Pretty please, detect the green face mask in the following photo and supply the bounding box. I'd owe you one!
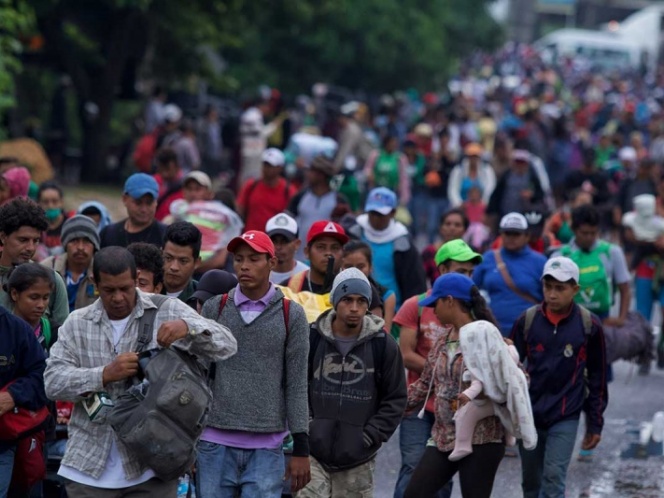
[45,208,62,222]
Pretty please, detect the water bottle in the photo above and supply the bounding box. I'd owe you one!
[177,474,195,498]
[652,411,664,443]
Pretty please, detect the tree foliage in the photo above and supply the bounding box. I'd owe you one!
[222,0,503,94]
[0,0,34,136]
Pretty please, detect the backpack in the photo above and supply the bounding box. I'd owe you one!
[523,304,593,341]
[107,295,212,481]
[560,242,612,316]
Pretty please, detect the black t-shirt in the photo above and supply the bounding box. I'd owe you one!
[100,220,167,248]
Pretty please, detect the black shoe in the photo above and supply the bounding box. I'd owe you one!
[658,345,664,370]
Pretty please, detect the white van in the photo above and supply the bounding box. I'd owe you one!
[534,28,641,70]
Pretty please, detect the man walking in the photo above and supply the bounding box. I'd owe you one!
[298,268,406,497]
[511,257,608,498]
[42,215,100,312]
[44,246,237,496]
[100,173,167,248]
[162,221,201,303]
[0,197,69,325]
[266,212,309,284]
[199,230,311,497]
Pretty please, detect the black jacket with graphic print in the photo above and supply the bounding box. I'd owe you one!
[308,309,406,472]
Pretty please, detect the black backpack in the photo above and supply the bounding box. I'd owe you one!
[107,295,212,481]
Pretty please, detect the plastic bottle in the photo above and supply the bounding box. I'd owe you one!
[651,411,664,443]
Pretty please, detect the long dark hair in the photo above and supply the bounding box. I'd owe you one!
[458,285,498,327]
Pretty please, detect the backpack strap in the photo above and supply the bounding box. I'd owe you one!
[416,292,428,336]
[217,293,230,320]
[578,305,593,336]
[523,305,540,343]
[494,250,539,304]
[371,331,389,390]
[136,294,169,353]
[282,298,291,339]
[308,325,322,383]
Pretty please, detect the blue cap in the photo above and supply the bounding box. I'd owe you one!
[124,173,159,200]
[419,273,475,307]
[365,187,397,215]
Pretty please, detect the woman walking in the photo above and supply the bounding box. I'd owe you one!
[404,273,531,498]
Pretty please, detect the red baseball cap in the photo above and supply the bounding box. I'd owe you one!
[306,220,349,245]
[227,230,276,257]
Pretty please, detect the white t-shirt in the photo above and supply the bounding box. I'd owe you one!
[167,290,183,298]
[270,260,310,284]
[58,315,155,488]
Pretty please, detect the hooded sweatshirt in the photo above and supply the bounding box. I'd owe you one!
[77,201,113,234]
[351,214,427,307]
[308,309,407,472]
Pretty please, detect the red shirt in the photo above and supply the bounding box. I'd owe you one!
[237,178,297,232]
[154,173,184,221]
[394,291,452,413]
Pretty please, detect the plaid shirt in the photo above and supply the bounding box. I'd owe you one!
[406,330,504,452]
[44,290,237,480]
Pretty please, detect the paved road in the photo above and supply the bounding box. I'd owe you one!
[375,360,664,498]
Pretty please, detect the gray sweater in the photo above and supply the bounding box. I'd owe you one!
[201,288,309,435]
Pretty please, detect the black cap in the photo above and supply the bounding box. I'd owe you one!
[189,270,239,304]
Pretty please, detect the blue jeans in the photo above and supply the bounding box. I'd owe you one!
[635,277,664,321]
[195,441,285,498]
[409,187,429,240]
[426,197,450,245]
[519,418,580,498]
[393,412,452,498]
[0,444,16,497]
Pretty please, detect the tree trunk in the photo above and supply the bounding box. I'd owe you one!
[79,106,111,183]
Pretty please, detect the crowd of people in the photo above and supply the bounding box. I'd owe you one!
[1,42,663,498]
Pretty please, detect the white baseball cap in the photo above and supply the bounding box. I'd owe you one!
[184,171,212,189]
[262,148,286,167]
[265,213,298,241]
[618,146,637,162]
[163,104,182,123]
[499,212,529,232]
[542,256,579,284]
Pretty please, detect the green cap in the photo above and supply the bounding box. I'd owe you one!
[434,239,483,266]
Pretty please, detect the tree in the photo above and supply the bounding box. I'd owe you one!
[222,0,503,94]
[0,0,34,139]
[31,0,246,181]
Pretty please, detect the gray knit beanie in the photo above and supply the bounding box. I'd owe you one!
[330,268,372,308]
[61,215,101,251]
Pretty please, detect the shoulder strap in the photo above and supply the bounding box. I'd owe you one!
[523,305,540,343]
[282,298,290,339]
[493,250,539,304]
[217,293,229,320]
[371,332,389,390]
[308,326,322,383]
[41,317,52,348]
[136,294,169,353]
[243,179,260,219]
[579,305,593,336]
[416,292,428,335]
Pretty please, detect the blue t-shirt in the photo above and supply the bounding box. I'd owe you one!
[65,270,86,313]
[472,247,547,335]
[367,240,401,307]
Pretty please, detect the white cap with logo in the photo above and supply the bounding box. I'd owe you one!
[499,212,529,232]
[265,212,298,241]
[542,256,579,283]
[262,148,286,167]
